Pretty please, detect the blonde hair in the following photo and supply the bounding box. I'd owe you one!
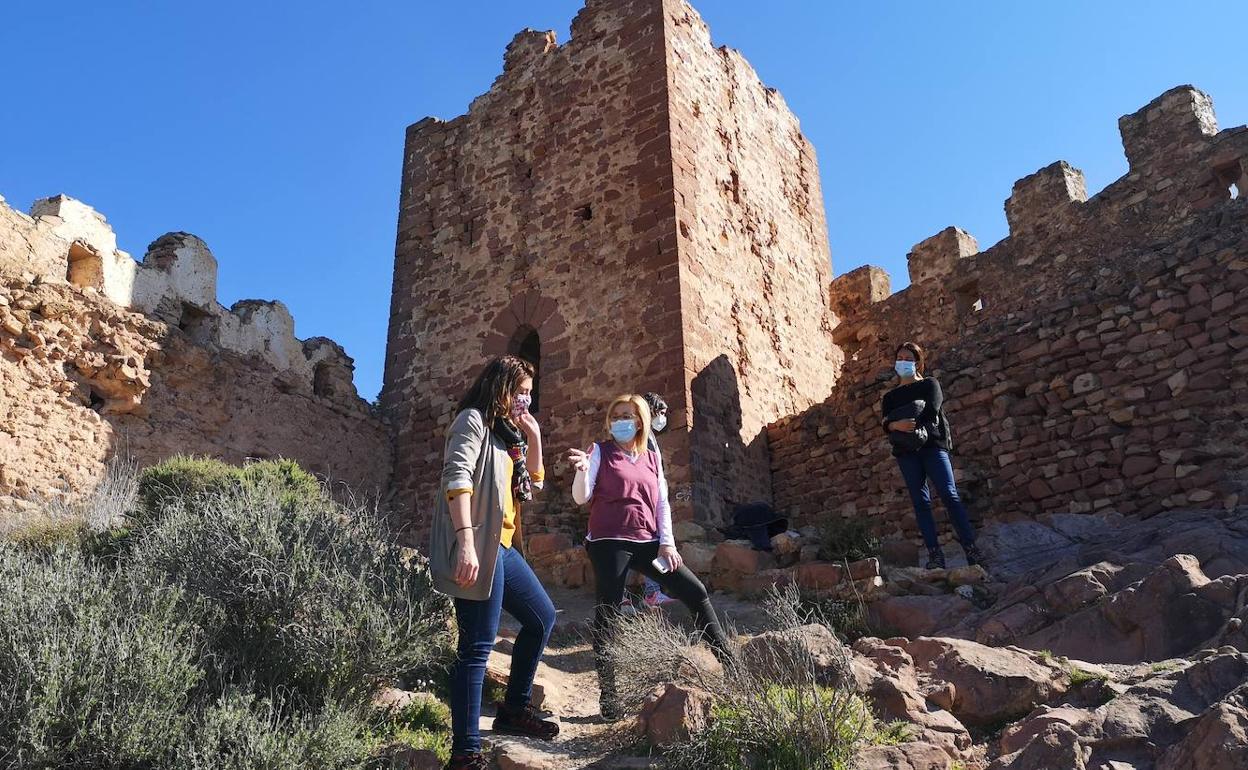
[604,394,652,453]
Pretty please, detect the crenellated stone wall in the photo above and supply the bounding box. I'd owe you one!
[768,85,1248,548]
[0,193,391,507]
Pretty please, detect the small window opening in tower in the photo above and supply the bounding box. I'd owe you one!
[313,361,335,398]
[177,303,215,345]
[66,241,103,290]
[954,281,984,316]
[1212,162,1242,201]
[509,326,541,413]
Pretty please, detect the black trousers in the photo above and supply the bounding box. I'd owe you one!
[585,539,730,702]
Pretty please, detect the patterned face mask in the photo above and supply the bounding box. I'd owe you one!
[512,393,532,418]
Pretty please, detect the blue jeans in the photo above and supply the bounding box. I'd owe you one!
[896,447,976,551]
[450,545,556,755]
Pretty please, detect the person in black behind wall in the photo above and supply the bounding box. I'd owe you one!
[882,341,985,570]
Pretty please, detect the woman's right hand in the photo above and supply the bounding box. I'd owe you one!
[454,533,480,587]
[890,419,917,433]
[565,446,591,472]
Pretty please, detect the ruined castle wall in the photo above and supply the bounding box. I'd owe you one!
[768,86,1248,544]
[0,195,390,507]
[0,196,70,282]
[382,0,689,539]
[664,0,841,530]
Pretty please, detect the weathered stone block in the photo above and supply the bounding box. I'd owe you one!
[906,226,978,286]
[1005,161,1087,236]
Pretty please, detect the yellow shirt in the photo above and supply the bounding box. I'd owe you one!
[448,463,544,550]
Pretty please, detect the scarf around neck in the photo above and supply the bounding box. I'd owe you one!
[492,416,533,503]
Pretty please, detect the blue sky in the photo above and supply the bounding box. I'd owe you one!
[2,2,1245,401]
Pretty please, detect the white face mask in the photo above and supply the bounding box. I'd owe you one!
[653,414,668,433]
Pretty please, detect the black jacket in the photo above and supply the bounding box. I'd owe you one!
[881,377,953,456]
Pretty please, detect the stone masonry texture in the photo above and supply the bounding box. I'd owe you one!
[770,85,1248,547]
[4,0,1246,569]
[382,0,839,543]
[0,194,390,508]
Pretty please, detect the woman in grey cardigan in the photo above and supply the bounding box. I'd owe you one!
[429,356,558,770]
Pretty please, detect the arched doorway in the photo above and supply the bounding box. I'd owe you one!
[509,326,541,413]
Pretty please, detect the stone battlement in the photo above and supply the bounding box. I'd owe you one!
[0,193,359,400]
[829,86,1246,323]
[772,84,1248,544]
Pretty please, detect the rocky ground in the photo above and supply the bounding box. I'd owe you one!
[396,507,1248,769]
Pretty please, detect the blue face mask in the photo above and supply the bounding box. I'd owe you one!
[610,419,638,443]
[895,360,917,379]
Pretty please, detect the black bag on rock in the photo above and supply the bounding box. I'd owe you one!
[720,502,788,551]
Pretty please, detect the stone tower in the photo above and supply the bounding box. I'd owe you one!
[382,0,842,541]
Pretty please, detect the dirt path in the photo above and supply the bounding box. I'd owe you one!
[480,588,772,769]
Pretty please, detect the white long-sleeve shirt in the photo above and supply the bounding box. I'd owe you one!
[572,442,674,547]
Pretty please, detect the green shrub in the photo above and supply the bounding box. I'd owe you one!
[666,685,870,770]
[130,475,452,711]
[177,690,370,770]
[237,459,325,511]
[0,544,201,768]
[365,696,452,765]
[136,456,240,523]
[797,594,871,642]
[817,517,881,563]
[381,697,451,735]
[607,585,875,770]
[0,457,453,768]
[134,456,326,532]
[4,514,88,554]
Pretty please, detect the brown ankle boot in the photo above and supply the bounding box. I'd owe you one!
[493,701,559,739]
[444,752,489,770]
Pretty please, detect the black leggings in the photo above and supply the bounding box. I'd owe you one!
[585,539,731,696]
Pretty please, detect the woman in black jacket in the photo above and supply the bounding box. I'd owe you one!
[882,341,984,569]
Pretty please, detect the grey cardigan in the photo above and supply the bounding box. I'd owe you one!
[429,408,514,601]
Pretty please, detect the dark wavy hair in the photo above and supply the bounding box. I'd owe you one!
[456,356,535,424]
[895,341,926,374]
[642,392,668,415]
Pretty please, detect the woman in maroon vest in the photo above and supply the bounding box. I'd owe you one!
[567,394,730,720]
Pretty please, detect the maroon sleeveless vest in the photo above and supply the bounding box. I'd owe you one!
[587,441,661,541]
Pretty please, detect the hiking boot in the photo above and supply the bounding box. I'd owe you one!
[445,753,489,770]
[925,547,947,570]
[963,543,986,568]
[493,701,559,740]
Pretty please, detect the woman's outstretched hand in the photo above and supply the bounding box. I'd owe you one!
[565,446,592,472]
[659,544,683,572]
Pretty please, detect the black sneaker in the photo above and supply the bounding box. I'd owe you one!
[964,543,986,568]
[925,547,947,570]
[445,753,489,770]
[493,701,559,739]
